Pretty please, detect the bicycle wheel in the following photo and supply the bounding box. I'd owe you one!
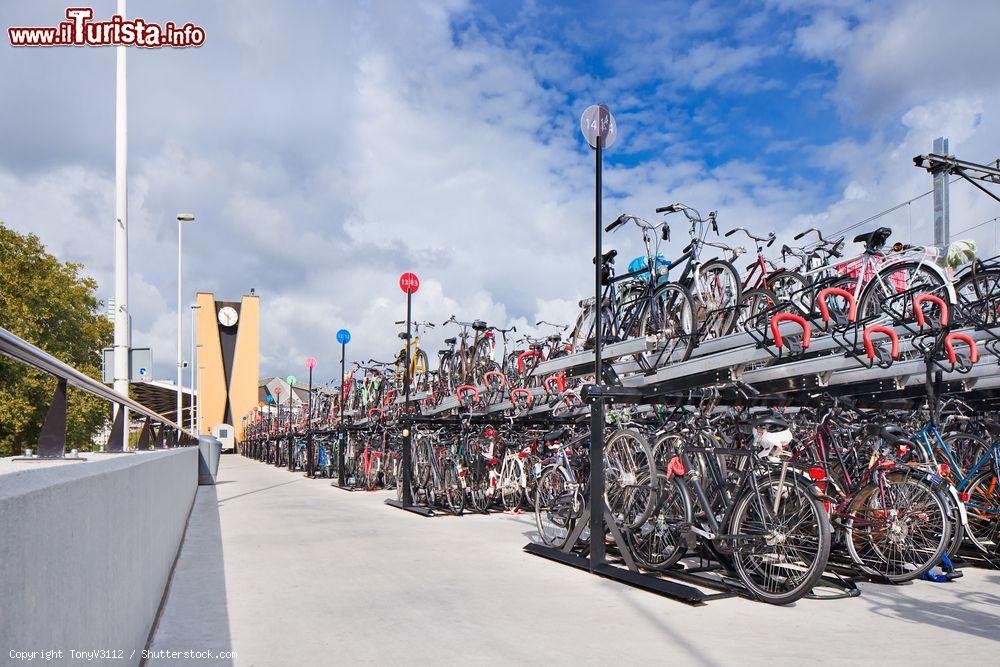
[642,283,696,363]
[729,471,831,605]
[623,474,692,571]
[844,471,949,582]
[857,260,949,322]
[366,458,381,491]
[604,428,656,529]
[414,349,429,391]
[499,463,524,511]
[956,267,1000,326]
[534,466,579,548]
[734,287,778,332]
[942,432,990,474]
[443,464,465,515]
[964,468,1000,553]
[697,259,742,337]
[765,270,809,305]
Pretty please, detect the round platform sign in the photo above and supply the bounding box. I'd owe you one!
[580,104,617,149]
[399,272,420,294]
[337,329,351,345]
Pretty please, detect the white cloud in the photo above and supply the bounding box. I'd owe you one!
[3,0,1000,391]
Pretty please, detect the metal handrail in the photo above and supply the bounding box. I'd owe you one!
[0,325,191,434]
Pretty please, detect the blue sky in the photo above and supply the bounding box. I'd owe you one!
[2,0,999,382]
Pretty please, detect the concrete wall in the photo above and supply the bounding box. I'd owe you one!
[0,449,198,664]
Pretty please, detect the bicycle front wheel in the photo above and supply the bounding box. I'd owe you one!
[697,259,742,338]
[642,283,696,363]
[844,472,949,582]
[534,466,578,548]
[857,260,949,322]
[729,471,831,605]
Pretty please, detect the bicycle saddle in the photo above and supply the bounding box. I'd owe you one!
[542,427,569,443]
[444,337,457,345]
[753,415,789,432]
[546,334,562,343]
[853,227,892,251]
[593,249,617,265]
[472,320,488,331]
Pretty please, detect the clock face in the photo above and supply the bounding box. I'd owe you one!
[218,306,239,327]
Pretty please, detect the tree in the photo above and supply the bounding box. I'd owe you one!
[0,224,113,456]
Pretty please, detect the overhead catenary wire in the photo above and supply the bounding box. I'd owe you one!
[828,176,962,238]
[952,214,1000,237]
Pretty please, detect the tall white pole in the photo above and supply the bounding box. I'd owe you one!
[113,0,130,447]
[177,219,183,424]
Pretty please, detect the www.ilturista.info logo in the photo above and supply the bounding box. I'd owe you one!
[8,8,205,48]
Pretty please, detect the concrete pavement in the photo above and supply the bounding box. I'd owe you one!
[148,455,1000,665]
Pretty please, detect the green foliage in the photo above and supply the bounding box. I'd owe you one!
[0,224,113,456]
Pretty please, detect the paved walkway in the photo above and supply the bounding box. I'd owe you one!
[149,456,1000,665]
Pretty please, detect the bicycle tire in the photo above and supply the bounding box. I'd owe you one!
[856,260,949,322]
[729,470,831,605]
[642,283,696,363]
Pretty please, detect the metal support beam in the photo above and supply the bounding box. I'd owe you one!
[933,137,950,247]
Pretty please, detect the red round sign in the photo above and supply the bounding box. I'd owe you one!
[399,272,420,294]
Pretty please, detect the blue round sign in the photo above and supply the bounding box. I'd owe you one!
[337,329,351,344]
[266,395,274,403]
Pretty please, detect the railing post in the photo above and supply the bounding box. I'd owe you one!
[137,417,152,450]
[37,379,68,458]
[105,405,125,453]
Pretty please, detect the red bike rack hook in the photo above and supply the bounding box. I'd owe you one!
[945,332,978,365]
[770,313,812,350]
[510,388,534,407]
[863,325,900,360]
[914,293,950,327]
[817,287,857,323]
[456,385,480,405]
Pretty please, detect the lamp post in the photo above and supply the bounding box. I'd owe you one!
[176,213,194,427]
[112,0,130,451]
[336,329,351,487]
[189,303,200,433]
[305,357,316,477]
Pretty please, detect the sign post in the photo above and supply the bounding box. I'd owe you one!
[580,104,616,572]
[398,272,420,506]
[305,357,316,477]
[336,328,351,488]
[286,375,297,471]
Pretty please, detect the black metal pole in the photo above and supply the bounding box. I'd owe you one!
[306,367,313,477]
[589,133,606,571]
[338,341,346,486]
[287,385,294,471]
[401,289,415,505]
[274,395,281,466]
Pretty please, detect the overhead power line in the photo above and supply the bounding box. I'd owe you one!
[828,176,962,238]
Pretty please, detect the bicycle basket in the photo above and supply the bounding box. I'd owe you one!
[836,255,907,291]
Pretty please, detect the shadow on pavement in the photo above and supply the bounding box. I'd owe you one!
[860,581,1000,642]
[147,484,234,665]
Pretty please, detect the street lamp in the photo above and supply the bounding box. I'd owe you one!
[189,303,200,433]
[176,213,195,428]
